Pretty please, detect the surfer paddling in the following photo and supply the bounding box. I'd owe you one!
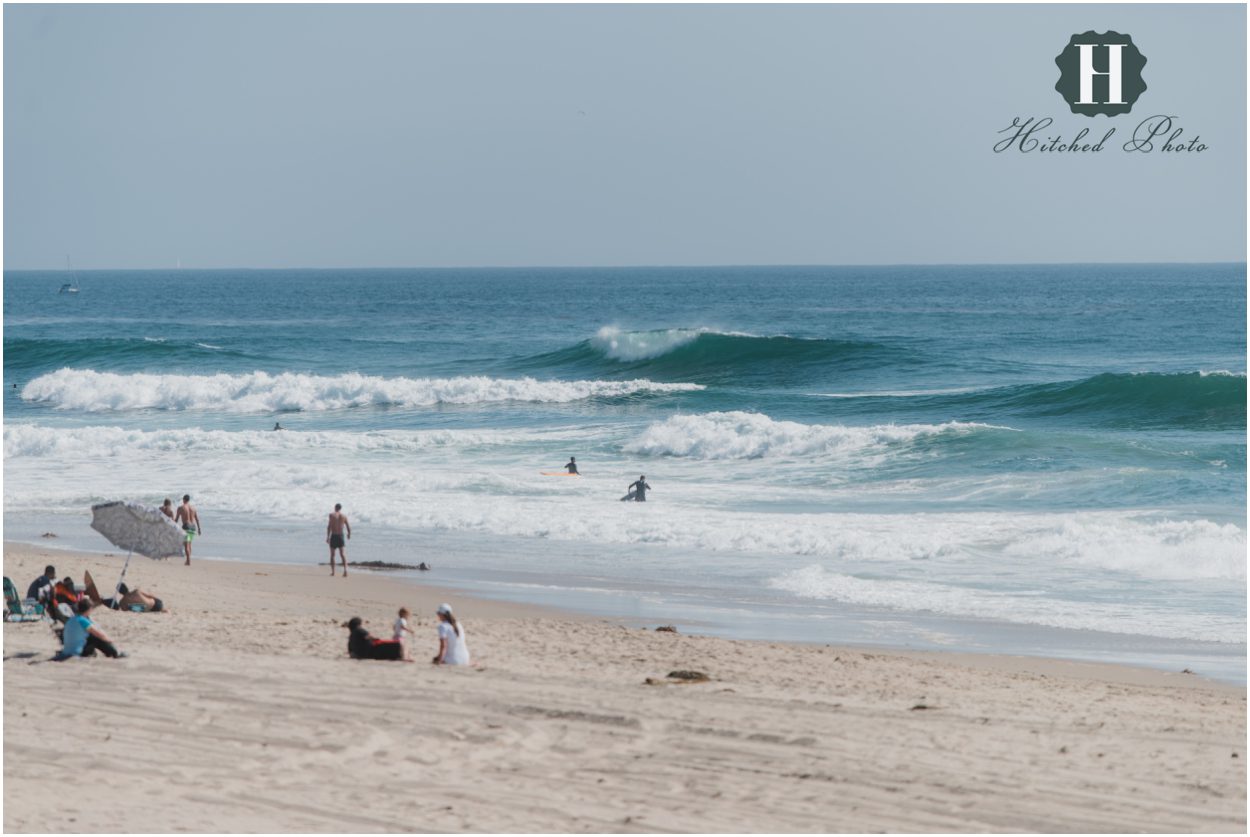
[327,503,352,577]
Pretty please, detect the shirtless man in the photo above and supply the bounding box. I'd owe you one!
[160,498,175,520]
[327,503,352,577]
[174,494,202,566]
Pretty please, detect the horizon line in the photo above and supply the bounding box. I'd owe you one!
[6,259,1247,273]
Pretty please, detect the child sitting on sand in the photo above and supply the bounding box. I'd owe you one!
[393,607,416,661]
[432,603,470,665]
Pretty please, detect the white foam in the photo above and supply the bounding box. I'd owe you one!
[2,423,588,459]
[624,411,1009,460]
[767,565,1244,643]
[20,369,703,413]
[5,421,1242,644]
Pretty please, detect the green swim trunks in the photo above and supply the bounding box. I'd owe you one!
[183,526,196,543]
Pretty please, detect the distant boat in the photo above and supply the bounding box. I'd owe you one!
[59,257,80,294]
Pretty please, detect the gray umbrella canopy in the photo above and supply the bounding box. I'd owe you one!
[90,501,184,559]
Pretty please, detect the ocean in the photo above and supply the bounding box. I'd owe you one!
[4,264,1246,680]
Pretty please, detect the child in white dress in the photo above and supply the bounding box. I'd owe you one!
[393,606,416,662]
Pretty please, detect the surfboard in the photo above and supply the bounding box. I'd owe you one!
[620,490,637,502]
[540,471,580,476]
[83,570,104,606]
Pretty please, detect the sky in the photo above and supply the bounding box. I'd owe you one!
[4,3,1246,269]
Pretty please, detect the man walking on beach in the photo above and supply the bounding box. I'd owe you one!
[327,503,351,577]
[175,495,201,566]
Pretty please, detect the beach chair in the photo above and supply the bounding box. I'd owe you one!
[4,577,46,622]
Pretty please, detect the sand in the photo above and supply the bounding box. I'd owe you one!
[3,542,1245,833]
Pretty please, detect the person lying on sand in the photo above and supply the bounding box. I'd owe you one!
[103,584,167,613]
[432,603,470,665]
[343,617,405,661]
[53,599,127,660]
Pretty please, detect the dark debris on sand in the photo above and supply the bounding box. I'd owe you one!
[318,560,431,571]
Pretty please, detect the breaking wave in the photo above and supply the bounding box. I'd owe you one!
[624,411,1010,460]
[513,327,906,382]
[19,369,703,413]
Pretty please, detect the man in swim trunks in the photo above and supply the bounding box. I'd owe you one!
[160,498,175,520]
[327,503,352,577]
[175,494,202,566]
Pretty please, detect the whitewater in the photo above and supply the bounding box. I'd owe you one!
[4,264,1245,679]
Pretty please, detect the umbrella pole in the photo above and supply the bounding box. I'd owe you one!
[112,549,133,609]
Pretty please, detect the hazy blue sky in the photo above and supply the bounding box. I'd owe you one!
[4,4,1245,269]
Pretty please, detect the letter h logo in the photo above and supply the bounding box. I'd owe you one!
[1055,32,1147,116]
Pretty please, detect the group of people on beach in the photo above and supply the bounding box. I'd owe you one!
[25,563,172,662]
[320,498,468,664]
[343,603,470,665]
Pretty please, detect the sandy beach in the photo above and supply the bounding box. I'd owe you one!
[2,542,1244,833]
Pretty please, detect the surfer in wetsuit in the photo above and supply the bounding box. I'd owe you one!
[565,457,579,475]
[627,475,651,502]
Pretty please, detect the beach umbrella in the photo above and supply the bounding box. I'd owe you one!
[90,501,182,606]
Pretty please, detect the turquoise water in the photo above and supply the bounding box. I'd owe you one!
[4,265,1245,677]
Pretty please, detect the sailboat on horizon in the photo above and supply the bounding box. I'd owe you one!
[59,257,80,294]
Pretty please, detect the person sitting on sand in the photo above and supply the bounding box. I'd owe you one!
[54,599,127,660]
[53,576,81,608]
[344,617,404,661]
[432,603,470,666]
[26,564,57,605]
[103,584,166,613]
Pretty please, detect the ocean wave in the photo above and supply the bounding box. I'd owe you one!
[589,326,754,361]
[624,411,1009,460]
[19,369,704,413]
[4,336,253,371]
[938,371,1245,429]
[514,327,904,382]
[811,371,1247,430]
[767,565,1243,643]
